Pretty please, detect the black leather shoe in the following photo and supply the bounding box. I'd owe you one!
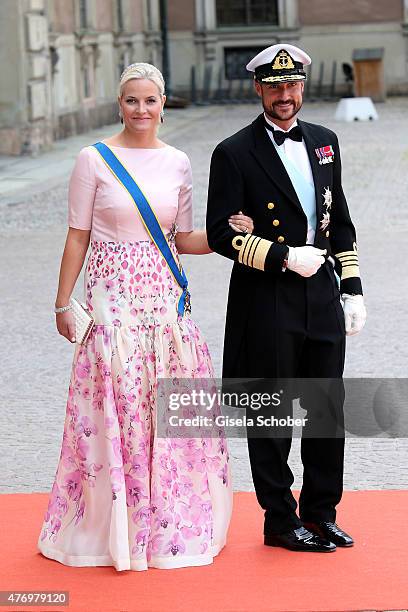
[303,521,354,547]
[264,526,336,552]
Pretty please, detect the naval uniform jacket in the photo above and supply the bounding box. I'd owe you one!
[206,113,363,378]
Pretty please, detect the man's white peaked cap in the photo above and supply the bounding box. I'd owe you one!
[246,43,312,73]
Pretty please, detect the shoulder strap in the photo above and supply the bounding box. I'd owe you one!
[92,141,190,316]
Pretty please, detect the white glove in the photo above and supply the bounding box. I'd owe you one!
[287,246,326,278]
[341,294,367,336]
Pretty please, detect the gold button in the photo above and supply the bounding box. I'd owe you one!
[277,236,284,243]
[267,202,275,210]
[326,230,330,237]
[273,219,280,227]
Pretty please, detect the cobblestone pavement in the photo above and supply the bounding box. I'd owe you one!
[1,99,407,493]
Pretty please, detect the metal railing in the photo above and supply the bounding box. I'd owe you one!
[190,61,348,105]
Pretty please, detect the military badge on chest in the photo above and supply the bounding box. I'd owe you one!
[315,145,334,165]
[320,186,332,231]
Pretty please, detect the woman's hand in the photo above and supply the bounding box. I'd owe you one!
[56,309,76,343]
[54,227,90,344]
[228,211,254,234]
[175,212,254,254]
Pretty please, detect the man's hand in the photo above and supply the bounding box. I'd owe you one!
[287,246,326,278]
[341,294,367,336]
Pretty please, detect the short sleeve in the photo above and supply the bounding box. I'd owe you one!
[68,147,97,230]
[175,154,194,232]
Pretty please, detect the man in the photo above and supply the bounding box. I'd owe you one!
[206,44,366,552]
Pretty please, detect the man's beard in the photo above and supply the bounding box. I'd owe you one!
[263,97,303,123]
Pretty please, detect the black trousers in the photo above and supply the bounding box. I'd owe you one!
[243,262,346,534]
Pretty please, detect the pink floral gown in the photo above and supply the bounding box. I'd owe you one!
[37,143,232,571]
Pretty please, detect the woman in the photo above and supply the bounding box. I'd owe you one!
[37,63,253,571]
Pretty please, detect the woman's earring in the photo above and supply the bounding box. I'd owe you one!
[160,110,164,124]
[119,109,123,124]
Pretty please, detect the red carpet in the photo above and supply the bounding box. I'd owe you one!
[0,491,407,612]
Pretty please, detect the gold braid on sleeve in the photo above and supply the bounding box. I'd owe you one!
[232,234,273,271]
[335,242,360,280]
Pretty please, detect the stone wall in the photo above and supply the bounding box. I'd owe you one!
[1,0,407,155]
[298,0,403,25]
[168,0,195,30]
[0,0,53,155]
[0,0,150,155]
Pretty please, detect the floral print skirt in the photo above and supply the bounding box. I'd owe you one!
[38,240,232,571]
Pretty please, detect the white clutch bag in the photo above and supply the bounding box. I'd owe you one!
[69,297,95,344]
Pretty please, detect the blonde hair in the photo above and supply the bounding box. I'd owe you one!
[119,62,165,97]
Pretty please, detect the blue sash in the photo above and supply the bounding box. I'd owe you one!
[273,142,317,237]
[92,141,190,317]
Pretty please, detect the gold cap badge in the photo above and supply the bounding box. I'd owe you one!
[272,50,295,71]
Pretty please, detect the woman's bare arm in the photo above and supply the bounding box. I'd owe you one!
[55,227,91,342]
[175,230,210,255]
[175,212,254,255]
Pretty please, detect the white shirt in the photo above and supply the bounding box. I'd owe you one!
[264,113,316,244]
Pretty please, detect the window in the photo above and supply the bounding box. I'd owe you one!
[83,63,91,98]
[216,0,278,27]
[118,48,131,79]
[224,46,265,79]
[79,0,88,29]
[116,0,124,31]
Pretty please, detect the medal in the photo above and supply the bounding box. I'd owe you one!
[315,145,334,165]
[320,186,332,231]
